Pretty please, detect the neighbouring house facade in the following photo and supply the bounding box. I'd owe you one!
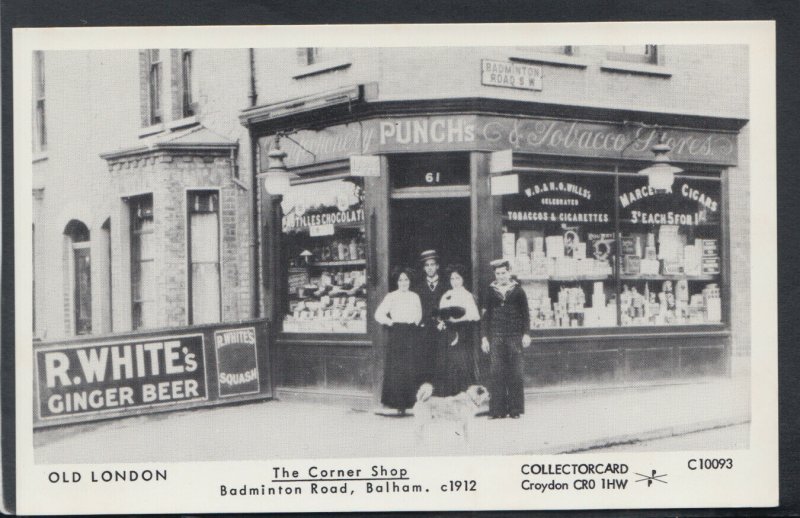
[32,45,749,416]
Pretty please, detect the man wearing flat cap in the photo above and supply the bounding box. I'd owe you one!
[481,259,531,419]
[414,249,448,388]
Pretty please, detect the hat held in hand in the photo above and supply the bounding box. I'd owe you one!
[431,306,467,320]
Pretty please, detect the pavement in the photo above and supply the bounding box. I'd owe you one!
[34,364,750,464]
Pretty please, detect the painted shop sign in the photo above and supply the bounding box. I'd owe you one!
[283,208,365,232]
[214,327,260,397]
[481,59,543,91]
[35,333,208,419]
[618,178,721,227]
[503,173,614,224]
[259,115,738,169]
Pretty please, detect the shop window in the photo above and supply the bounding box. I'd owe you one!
[499,169,722,329]
[64,220,91,335]
[281,178,367,333]
[146,49,162,125]
[130,195,155,330]
[502,172,617,329]
[33,50,46,152]
[617,175,722,326]
[606,45,658,64]
[181,50,194,118]
[188,191,221,325]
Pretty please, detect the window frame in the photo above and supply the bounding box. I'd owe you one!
[498,166,725,332]
[129,194,155,330]
[147,49,163,125]
[279,177,368,334]
[187,189,222,325]
[180,49,194,118]
[64,220,92,336]
[33,50,46,152]
[605,44,659,65]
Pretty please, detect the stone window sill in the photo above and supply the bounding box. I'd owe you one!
[167,115,199,131]
[509,52,588,69]
[599,60,673,78]
[138,123,165,138]
[32,151,48,163]
[292,60,352,79]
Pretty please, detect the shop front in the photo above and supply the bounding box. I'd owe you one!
[241,93,744,403]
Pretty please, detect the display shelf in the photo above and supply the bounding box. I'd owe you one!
[518,275,611,282]
[620,274,719,282]
[307,259,366,267]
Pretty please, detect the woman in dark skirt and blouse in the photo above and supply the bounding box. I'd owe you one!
[375,268,422,414]
[433,264,481,397]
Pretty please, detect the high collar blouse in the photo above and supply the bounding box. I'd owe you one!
[374,289,422,325]
[439,286,481,322]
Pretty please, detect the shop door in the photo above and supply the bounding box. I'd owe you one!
[389,198,471,278]
[388,153,473,281]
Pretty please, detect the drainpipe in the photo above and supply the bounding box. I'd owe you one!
[248,48,260,319]
[248,49,258,107]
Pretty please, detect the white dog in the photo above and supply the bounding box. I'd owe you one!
[413,383,490,443]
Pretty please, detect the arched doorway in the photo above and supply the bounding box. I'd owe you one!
[64,219,91,335]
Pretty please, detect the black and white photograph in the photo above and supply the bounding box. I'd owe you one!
[12,21,778,514]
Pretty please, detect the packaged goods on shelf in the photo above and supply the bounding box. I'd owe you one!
[545,235,565,258]
[502,232,516,261]
[683,244,701,276]
[623,256,641,275]
[640,259,660,275]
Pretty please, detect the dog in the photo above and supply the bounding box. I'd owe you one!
[413,383,490,443]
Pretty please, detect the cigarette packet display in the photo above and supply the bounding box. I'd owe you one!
[662,260,684,275]
[702,239,719,256]
[623,255,641,275]
[640,259,660,276]
[502,232,516,260]
[702,256,721,274]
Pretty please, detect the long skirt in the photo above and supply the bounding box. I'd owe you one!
[433,321,478,397]
[415,323,439,387]
[381,323,420,411]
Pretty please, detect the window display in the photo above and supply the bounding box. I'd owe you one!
[281,178,367,333]
[500,171,724,330]
[617,175,722,326]
[501,173,616,329]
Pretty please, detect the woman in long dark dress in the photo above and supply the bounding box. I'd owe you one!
[374,268,422,414]
[433,264,481,397]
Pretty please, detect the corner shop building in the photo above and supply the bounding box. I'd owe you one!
[31,46,750,424]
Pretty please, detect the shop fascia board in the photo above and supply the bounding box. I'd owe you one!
[242,95,748,137]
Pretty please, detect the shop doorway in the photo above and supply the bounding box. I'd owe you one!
[389,198,471,283]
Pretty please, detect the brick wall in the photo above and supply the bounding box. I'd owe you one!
[107,150,250,330]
